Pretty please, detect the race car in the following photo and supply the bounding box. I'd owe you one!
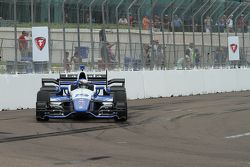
[36,67,127,122]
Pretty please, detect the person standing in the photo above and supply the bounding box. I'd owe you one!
[142,16,150,30]
[63,52,71,72]
[204,16,213,33]
[226,15,234,33]
[18,31,28,61]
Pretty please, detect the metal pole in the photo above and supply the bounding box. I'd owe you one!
[181,0,196,57]
[226,3,242,36]
[31,0,34,24]
[48,0,52,72]
[14,0,17,73]
[115,0,125,69]
[200,0,216,67]
[216,2,234,56]
[89,0,97,70]
[192,0,210,49]
[62,0,66,66]
[172,0,185,66]
[234,4,248,36]
[150,0,159,70]
[127,0,137,61]
[161,1,174,69]
[77,0,82,61]
[226,3,242,67]
[137,0,146,69]
[243,11,250,66]
[209,3,223,59]
[106,0,111,24]
[102,0,108,25]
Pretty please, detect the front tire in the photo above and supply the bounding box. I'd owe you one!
[36,90,50,122]
[113,90,128,122]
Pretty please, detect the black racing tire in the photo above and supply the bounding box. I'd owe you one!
[36,90,50,122]
[113,90,128,122]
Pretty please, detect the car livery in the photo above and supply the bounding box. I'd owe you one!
[36,69,127,122]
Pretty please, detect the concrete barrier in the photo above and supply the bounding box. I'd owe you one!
[1,68,250,110]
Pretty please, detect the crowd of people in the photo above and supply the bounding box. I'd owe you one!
[116,13,249,33]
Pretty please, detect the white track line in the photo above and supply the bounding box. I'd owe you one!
[225,132,250,139]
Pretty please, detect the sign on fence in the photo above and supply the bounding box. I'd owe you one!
[228,36,240,61]
[32,27,49,62]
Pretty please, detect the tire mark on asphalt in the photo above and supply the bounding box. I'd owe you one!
[0,123,129,143]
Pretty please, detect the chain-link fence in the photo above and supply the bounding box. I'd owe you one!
[0,0,250,73]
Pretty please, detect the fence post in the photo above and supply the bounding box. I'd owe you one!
[234,4,248,36]
[161,1,174,69]
[77,0,82,63]
[89,0,97,70]
[216,2,234,66]
[102,0,108,25]
[137,0,146,69]
[200,0,216,67]
[115,0,125,69]
[62,0,66,69]
[14,0,17,73]
[192,0,210,68]
[243,11,250,66]
[181,0,196,58]
[127,0,137,65]
[172,0,185,67]
[31,0,34,24]
[48,0,52,72]
[227,3,242,65]
[209,3,223,64]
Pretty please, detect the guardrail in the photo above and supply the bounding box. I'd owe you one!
[1,68,250,110]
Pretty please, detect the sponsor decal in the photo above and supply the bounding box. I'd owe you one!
[230,44,238,53]
[35,37,46,51]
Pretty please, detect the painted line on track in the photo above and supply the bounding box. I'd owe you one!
[225,132,250,139]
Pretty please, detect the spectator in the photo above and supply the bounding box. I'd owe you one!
[129,14,134,26]
[152,40,164,69]
[63,52,71,72]
[106,42,116,69]
[204,16,213,33]
[194,48,200,68]
[18,31,28,61]
[85,13,90,23]
[118,16,128,25]
[65,13,69,23]
[237,14,245,33]
[187,43,195,67]
[143,44,151,69]
[162,14,170,32]
[153,15,161,31]
[226,15,234,33]
[176,49,191,69]
[99,28,107,42]
[26,32,32,61]
[142,15,150,30]
[71,51,82,71]
[172,15,182,32]
[217,16,226,32]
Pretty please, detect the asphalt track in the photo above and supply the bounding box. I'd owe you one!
[1,91,250,167]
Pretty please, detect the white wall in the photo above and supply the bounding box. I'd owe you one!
[1,69,250,110]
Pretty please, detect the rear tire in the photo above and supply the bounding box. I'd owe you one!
[36,90,50,122]
[113,90,128,122]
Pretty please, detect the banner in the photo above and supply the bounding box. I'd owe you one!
[32,27,49,62]
[228,36,240,61]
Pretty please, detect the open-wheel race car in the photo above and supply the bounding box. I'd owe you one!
[36,67,127,122]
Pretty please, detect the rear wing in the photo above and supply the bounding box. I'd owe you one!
[87,73,125,87]
[59,74,78,85]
